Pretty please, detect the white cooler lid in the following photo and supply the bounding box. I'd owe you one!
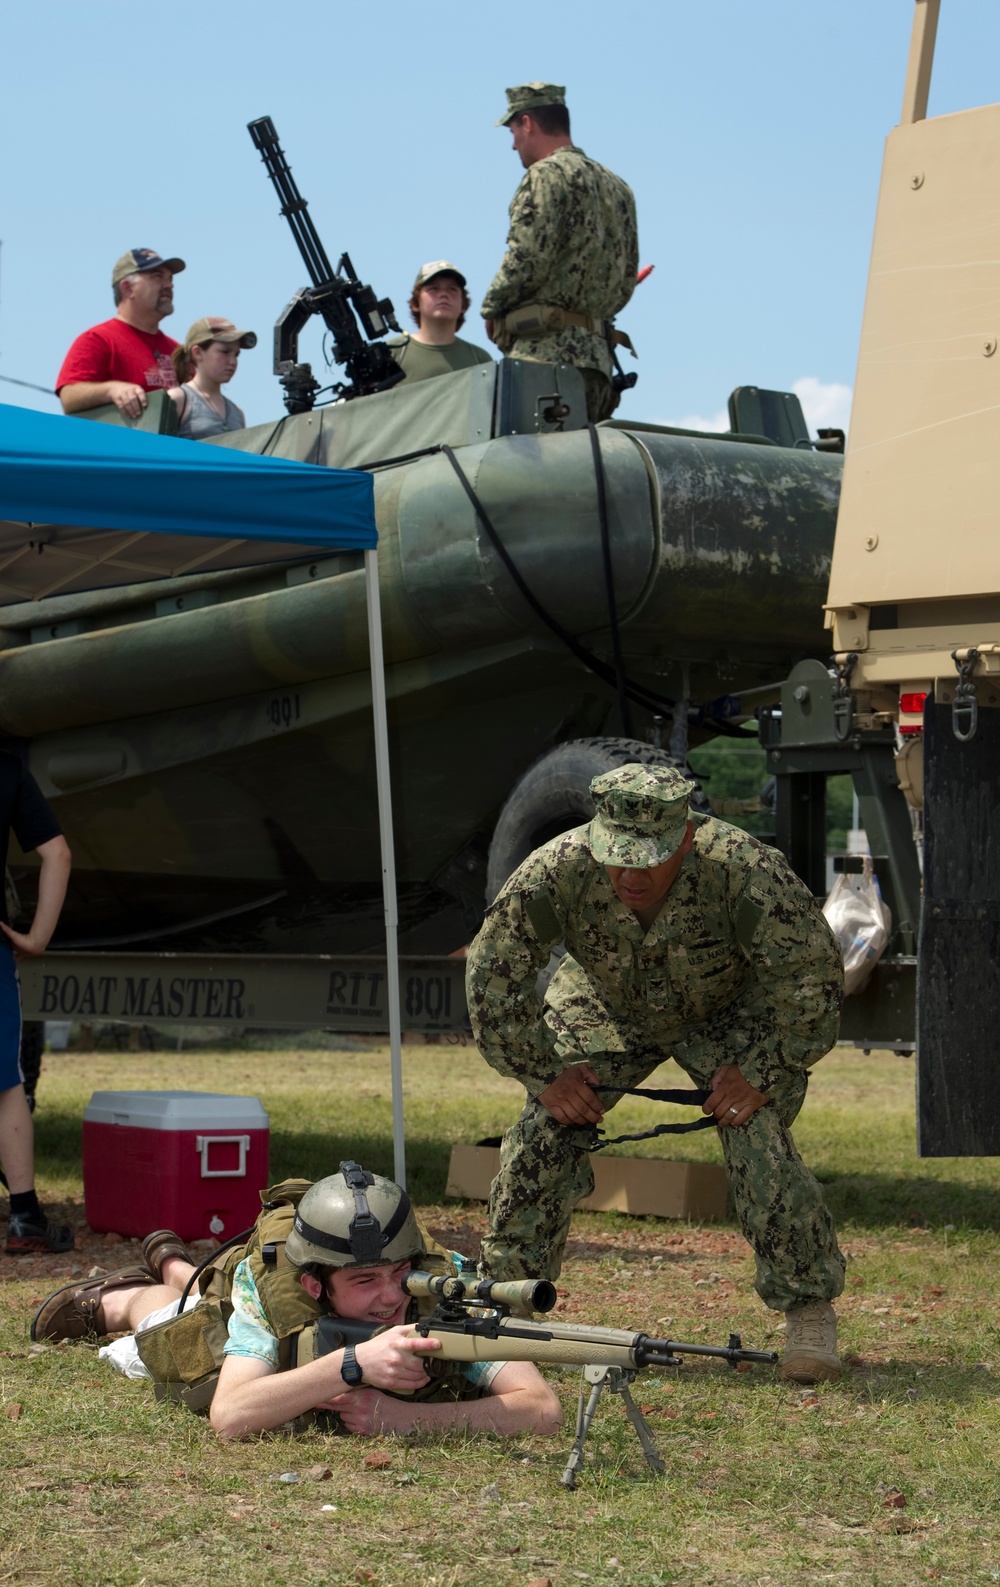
[83,1089,269,1131]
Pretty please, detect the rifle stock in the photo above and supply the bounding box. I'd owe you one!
[407,1312,776,1370]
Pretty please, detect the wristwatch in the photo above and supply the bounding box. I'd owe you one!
[341,1342,364,1386]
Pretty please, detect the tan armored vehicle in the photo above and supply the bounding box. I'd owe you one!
[767,0,999,1153]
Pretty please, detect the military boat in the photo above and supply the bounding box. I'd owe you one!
[0,360,840,955]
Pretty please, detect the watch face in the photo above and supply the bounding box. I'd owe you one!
[342,1344,364,1385]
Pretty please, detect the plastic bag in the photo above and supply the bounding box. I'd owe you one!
[822,856,892,995]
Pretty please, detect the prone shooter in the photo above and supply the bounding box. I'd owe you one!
[339,1267,776,1489]
[31,1163,775,1487]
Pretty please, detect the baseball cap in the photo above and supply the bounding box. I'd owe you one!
[412,260,467,293]
[587,764,695,868]
[184,317,257,351]
[112,248,186,287]
[497,82,566,126]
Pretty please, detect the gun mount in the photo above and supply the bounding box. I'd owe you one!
[247,116,405,413]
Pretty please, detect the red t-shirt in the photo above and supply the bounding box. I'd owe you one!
[56,318,179,395]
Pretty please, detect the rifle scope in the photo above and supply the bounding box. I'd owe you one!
[403,1270,557,1316]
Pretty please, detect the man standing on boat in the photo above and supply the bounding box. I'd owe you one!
[481,83,638,423]
[57,249,185,420]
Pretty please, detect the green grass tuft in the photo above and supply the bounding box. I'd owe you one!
[2,1043,999,1586]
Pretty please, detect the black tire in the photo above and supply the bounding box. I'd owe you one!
[486,735,709,901]
[20,1021,44,1112]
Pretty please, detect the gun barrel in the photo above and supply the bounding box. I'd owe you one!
[635,1337,778,1368]
[247,116,335,288]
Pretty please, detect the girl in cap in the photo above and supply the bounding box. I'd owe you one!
[169,317,256,439]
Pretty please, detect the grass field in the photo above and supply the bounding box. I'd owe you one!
[2,1041,999,1587]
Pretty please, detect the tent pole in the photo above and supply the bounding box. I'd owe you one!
[364,547,405,1188]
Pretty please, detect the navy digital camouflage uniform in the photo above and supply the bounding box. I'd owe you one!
[482,83,638,421]
[467,768,846,1313]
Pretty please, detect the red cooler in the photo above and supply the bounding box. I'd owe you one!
[83,1090,270,1242]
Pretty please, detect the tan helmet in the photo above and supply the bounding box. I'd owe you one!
[284,1161,424,1269]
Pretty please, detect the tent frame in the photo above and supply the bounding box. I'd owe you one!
[0,402,408,1185]
[364,547,406,1185]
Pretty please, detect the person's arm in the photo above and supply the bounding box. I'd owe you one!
[465,848,580,1096]
[675,851,845,1096]
[0,834,71,958]
[326,1360,564,1437]
[57,326,151,418]
[210,1325,441,1440]
[481,163,570,320]
[60,380,148,418]
[607,175,640,317]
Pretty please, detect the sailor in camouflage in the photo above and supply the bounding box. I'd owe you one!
[467,764,847,1383]
[481,83,639,422]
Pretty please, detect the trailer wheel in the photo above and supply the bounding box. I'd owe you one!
[486,735,709,902]
[20,1021,44,1113]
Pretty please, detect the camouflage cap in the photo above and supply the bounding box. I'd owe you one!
[496,82,566,126]
[587,764,695,868]
[412,260,467,293]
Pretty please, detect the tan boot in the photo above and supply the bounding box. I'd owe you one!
[779,1299,841,1383]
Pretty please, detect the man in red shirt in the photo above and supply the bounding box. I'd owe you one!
[57,248,186,419]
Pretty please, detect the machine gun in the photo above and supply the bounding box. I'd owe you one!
[247,116,405,414]
[317,1269,777,1489]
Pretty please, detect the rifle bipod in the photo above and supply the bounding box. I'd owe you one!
[560,1363,666,1490]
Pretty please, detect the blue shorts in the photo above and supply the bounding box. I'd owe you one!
[0,948,23,1091]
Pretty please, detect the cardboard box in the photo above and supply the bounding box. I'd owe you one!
[83,1090,269,1242]
[446,1143,729,1221]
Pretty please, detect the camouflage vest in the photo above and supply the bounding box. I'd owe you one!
[135,1178,482,1420]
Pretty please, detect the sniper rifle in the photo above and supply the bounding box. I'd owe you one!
[248,116,405,413]
[317,1269,777,1489]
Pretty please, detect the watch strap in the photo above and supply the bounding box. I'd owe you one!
[341,1341,364,1386]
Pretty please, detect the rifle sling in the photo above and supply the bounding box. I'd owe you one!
[588,1085,716,1151]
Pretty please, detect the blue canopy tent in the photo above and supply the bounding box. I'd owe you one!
[0,402,409,1182]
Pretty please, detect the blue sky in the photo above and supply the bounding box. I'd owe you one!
[3,1,999,435]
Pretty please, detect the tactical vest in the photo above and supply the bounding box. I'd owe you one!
[135,1178,483,1421]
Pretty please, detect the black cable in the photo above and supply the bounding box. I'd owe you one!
[440,444,677,716]
[356,438,756,742]
[0,374,57,396]
[176,1225,255,1310]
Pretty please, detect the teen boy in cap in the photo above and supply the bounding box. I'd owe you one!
[467,763,847,1385]
[481,84,638,422]
[31,1165,561,1440]
[388,262,493,385]
[57,248,186,418]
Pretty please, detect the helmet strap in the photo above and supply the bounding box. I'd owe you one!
[339,1160,383,1264]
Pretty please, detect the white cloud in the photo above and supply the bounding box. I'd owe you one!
[662,377,853,439]
[662,406,730,433]
[792,376,853,435]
